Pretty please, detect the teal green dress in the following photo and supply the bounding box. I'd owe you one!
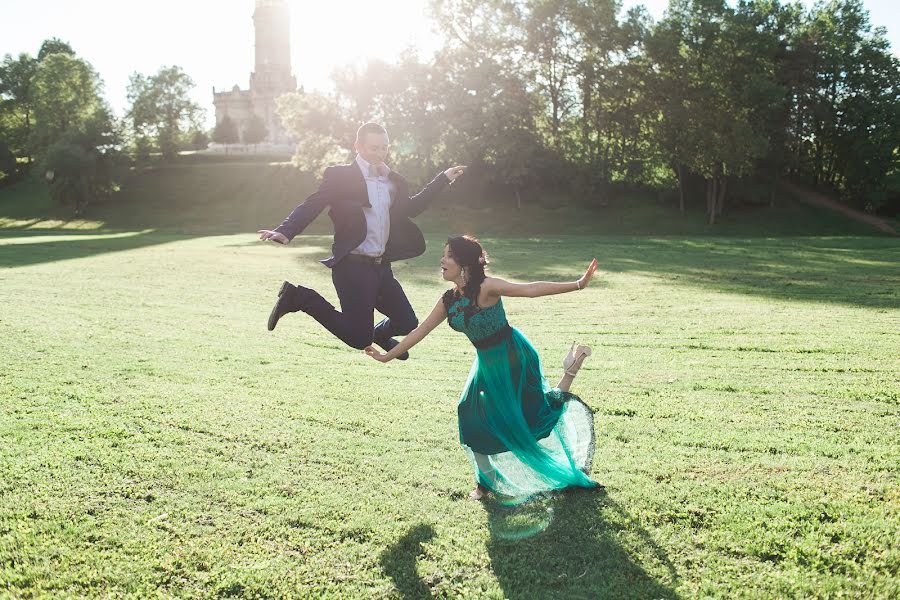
[443,290,599,499]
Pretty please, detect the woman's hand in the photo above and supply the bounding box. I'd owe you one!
[577,258,599,290]
[364,346,391,363]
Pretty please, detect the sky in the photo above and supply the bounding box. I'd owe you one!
[1,0,898,128]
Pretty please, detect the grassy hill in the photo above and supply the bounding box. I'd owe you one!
[0,155,886,238]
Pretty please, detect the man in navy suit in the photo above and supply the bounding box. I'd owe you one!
[258,122,466,360]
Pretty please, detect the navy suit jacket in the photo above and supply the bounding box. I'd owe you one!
[274,163,450,268]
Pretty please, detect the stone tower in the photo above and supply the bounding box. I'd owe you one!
[212,0,297,146]
[251,0,297,100]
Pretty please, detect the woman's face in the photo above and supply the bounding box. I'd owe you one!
[440,245,462,281]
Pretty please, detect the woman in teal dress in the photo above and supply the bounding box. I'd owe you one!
[365,235,600,500]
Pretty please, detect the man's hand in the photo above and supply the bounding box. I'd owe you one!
[258,230,290,245]
[443,165,467,183]
[364,346,391,363]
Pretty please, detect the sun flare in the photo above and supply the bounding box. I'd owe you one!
[287,0,438,75]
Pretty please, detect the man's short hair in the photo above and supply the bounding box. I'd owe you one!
[356,122,387,143]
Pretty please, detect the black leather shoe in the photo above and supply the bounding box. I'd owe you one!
[375,336,409,361]
[267,281,297,331]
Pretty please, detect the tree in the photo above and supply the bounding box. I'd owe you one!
[277,91,350,173]
[127,66,203,161]
[189,128,210,151]
[645,0,778,223]
[804,0,900,210]
[37,38,75,61]
[30,53,104,153]
[522,0,578,153]
[41,105,124,215]
[0,138,17,185]
[646,20,696,213]
[43,141,92,213]
[0,52,38,161]
[329,52,443,181]
[242,114,268,150]
[425,0,561,201]
[212,115,239,152]
[1,39,98,167]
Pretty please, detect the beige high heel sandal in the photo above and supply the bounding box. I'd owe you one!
[563,342,592,376]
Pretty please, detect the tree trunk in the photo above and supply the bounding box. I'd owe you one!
[677,164,685,215]
[705,180,710,217]
[770,174,777,209]
[707,178,717,225]
[716,176,727,217]
[514,187,522,211]
[813,138,823,186]
[602,141,610,181]
[581,77,592,159]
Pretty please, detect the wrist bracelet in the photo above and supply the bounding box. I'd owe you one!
[576,280,582,290]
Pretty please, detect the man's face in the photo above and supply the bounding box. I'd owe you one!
[355,132,390,166]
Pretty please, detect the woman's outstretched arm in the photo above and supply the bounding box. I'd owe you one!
[483,258,598,299]
[364,297,448,362]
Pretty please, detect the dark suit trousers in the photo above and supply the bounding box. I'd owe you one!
[295,259,418,350]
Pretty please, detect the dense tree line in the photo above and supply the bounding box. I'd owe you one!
[2,0,896,220]
[0,40,202,213]
[278,0,899,220]
[0,38,124,213]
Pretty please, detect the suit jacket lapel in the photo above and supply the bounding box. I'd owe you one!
[346,162,370,207]
[388,170,408,203]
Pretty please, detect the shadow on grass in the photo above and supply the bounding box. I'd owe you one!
[397,235,900,310]
[2,224,895,311]
[379,493,678,599]
[379,523,437,600]
[0,230,179,268]
[483,491,679,600]
[600,237,898,310]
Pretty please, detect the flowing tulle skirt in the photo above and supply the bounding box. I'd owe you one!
[457,327,598,499]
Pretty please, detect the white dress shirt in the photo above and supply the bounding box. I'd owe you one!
[353,154,394,257]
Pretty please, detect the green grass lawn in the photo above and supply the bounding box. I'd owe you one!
[1,159,898,597]
[1,220,898,597]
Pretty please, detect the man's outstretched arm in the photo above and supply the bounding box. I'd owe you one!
[398,165,466,218]
[259,166,341,244]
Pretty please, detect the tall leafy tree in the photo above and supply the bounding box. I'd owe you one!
[0,138,17,184]
[276,91,350,173]
[37,38,75,61]
[189,128,210,151]
[211,115,239,152]
[0,53,39,162]
[41,105,124,215]
[646,14,697,213]
[806,0,899,209]
[127,66,203,161]
[242,114,268,149]
[1,39,88,166]
[648,0,776,222]
[30,53,104,153]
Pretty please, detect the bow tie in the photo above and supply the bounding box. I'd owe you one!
[368,163,387,178]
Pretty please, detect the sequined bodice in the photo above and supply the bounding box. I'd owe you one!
[446,295,509,345]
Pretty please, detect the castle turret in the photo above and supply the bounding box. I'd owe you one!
[213,0,298,146]
[250,0,297,96]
